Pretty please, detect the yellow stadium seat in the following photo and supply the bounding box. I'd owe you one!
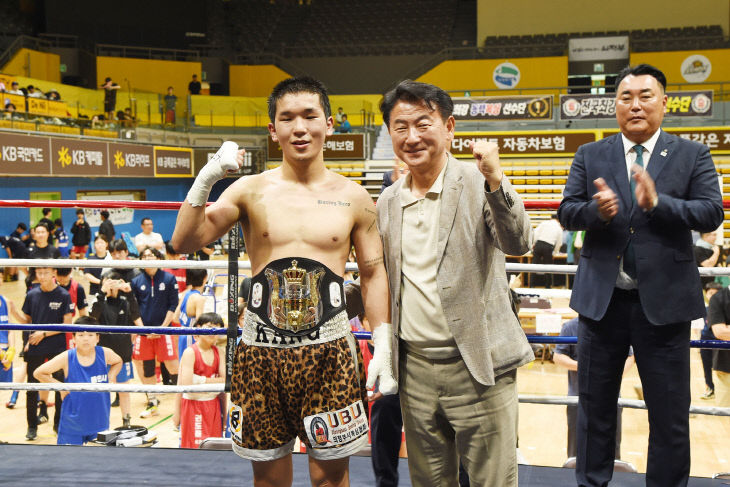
[553,178,567,184]
[526,188,539,193]
[504,170,513,176]
[513,179,525,185]
[526,170,539,176]
[553,170,568,176]
[539,170,553,175]
[526,179,539,185]
[512,170,526,176]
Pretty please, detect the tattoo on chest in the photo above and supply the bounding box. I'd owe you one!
[318,200,350,207]
[367,218,376,233]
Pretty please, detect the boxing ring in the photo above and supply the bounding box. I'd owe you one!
[1,198,729,486]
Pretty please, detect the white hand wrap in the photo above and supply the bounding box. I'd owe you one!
[192,374,207,385]
[366,322,398,395]
[186,141,240,207]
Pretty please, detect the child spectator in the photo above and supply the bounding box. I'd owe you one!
[174,268,208,359]
[90,272,143,428]
[34,317,122,445]
[84,234,112,299]
[98,210,115,243]
[53,218,70,258]
[70,209,91,259]
[55,267,89,318]
[15,266,73,439]
[0,279,16,386]
[174,312,225,448]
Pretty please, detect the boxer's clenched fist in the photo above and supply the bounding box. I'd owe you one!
[186,141,245,207]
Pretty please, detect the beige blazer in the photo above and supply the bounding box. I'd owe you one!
[377,154,535,386]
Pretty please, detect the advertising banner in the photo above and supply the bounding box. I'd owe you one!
[452,96,552,121]
[154,146,193,176]
[0,132,50,175]
[568,36,629,61]
[108,142,155,177]
[560,91,713,120]
[452,131,598,158]
[50,138,108,176]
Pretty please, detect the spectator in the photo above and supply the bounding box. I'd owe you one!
[103,239,140,285]
[164,86,177,125]
[0,222,29,281]
[337,113,352,133]
[38,208,55,237]
[33,319,122,445]
[55,267,88,318]
[53,218,70,258]
[237,275,252,311]
[188,74,201,95]
[98,210,115,243]
[381,158,408,194]
[553,317,635,460]
[123,108,136,127]
[3,102,18,119]
[335,106,344,128]
[26,223,61,288]
[531,214,563,288]
[699,281,723,400]
[192,242,215,261]
[694,231,721,287]
[174,268,208,359]
[14,266,73,440]
[7,81,22,95]
[91,272,143,428]
[27,85,43,98]
[70,209,91,259]
[707,285,730,408]
[130,246,179,418]
[163,242,187,290]
[101,77,120,121]
[173,312,225,448]
[46,90,60,101]
[0,280,16,387]
[134,217,164,256]
[84,234,112,298]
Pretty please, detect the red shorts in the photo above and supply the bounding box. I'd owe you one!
[132,334,178,361]
[71,245,88,255]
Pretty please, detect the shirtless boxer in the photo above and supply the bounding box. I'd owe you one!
[171,77,394,487]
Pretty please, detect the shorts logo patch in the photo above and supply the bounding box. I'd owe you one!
[303,400,368,448]
[229,405,243,441]
[140,285,146,291]
[251,282,262,308]
[310,417,329,446]
[329,282,341,307]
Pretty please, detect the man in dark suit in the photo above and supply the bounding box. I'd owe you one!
[558,64,723,487]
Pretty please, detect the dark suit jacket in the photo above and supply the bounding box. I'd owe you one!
[558,131,723,325]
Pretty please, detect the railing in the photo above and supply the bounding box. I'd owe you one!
[95,43,200,61]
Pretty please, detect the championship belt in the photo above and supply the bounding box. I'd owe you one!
[247,257,346,337]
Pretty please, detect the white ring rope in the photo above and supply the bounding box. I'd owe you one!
[1,382,727,417]
[3,257,730,276]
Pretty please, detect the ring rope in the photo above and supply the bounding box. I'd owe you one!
[5,198,730,210]
[0,382,726,417]
[4,257,730,276]
[1,323,729,349]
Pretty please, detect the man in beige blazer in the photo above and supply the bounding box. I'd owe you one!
[376,80,534,486]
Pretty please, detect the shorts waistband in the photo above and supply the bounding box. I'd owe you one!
[241,309,351,348]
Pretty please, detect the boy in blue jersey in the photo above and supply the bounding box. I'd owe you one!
[53,219,70,258]
[34,316,122,445]
[173,268,208,360]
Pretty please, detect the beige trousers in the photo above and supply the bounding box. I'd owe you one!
[399,348,518,487]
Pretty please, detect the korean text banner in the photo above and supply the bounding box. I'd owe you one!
[452,96,553,121]
[560,91,713,120]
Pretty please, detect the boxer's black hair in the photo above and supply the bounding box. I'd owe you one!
[267,77,332,123]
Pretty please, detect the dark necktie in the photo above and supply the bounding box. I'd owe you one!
[623,145,644,278]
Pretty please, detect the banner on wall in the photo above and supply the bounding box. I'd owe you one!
[0,132,51,175]
[0,131,205,177]
[681,54,712,83]
[568,36,629,61]
[452,96,553,121]
[559,91,713,120]
[79,194,135,226]
[193,146,267,176]
[452,131,598,157]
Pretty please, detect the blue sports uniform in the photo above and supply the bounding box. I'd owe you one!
[0,295,11,382]
[178,289,201,359]
[57,347,111,445]
[130,270,179,326]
